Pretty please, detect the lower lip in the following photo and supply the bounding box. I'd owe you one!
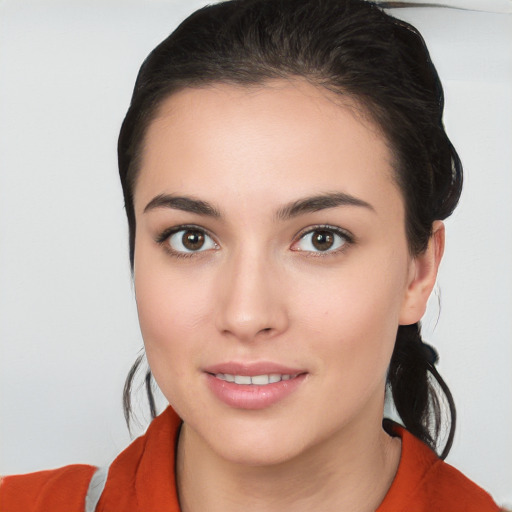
[205,373,307,410]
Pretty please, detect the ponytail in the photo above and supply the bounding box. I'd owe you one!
[388,323,456,459]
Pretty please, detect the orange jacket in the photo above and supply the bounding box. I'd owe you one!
[0,407,500,512]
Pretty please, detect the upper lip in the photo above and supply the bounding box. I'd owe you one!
[204,361,306,376]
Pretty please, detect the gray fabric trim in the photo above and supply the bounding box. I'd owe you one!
[85,466,109,512]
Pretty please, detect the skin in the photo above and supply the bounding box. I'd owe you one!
[133,79,444,512]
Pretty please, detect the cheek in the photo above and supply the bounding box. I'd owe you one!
[294,252,408,376]
[302,290,399,425]
[133,253,215,384]
[134,272,216,417]
[297,252,407,330]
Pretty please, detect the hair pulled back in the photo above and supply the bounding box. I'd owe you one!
[119,0,461,459]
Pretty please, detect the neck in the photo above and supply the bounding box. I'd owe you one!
[176,406,401,512]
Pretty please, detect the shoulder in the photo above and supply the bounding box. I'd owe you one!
[0,408,182,512]
[0,464,97,512]
[378,423,501,512]
[95,407,182,511]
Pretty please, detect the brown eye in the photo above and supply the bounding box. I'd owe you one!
[293,227,349,254]
[182,230,205,250]
[167,228,217,254]
[312,230,334,251]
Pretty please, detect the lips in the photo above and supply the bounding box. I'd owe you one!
[204,361,305,377]
[215,373,298,385]
[204,362,307,409]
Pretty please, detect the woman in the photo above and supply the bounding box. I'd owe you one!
[0,0,502,510]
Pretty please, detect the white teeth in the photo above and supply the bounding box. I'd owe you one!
[251,374,270,385]
[215,373,296,385]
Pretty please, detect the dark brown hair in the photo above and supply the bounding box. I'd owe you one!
[119,0,461,458]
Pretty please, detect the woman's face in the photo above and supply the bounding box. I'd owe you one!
[133,80,435,465]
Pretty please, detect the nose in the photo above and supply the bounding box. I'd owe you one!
[214,247,289,342]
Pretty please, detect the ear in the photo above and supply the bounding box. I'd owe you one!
[399,221,445,325]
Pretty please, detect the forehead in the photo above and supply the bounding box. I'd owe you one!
[134,79,399,216]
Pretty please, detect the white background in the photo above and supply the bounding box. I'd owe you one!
[0,0,511,506]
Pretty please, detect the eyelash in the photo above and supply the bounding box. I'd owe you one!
[291,224,354,257]
[155,224,219,259]
[155,224,354,259]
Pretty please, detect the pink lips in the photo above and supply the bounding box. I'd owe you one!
[204,362,307,410]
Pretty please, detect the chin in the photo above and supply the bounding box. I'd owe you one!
[214,435,304,467]
[196,412,322,468]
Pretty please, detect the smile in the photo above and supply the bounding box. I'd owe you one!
[206,370,306,409]
[214,373,299,385]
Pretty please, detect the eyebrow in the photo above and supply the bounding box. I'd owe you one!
[275,192,375,220]
[143,191,374,219]
[144,194,221,217]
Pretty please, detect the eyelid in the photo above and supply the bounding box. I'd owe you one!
[293,224,354,241]
[155,224,219,256]
[291,224,354,254]
[155,224,213,242]
[155,223,353,257]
